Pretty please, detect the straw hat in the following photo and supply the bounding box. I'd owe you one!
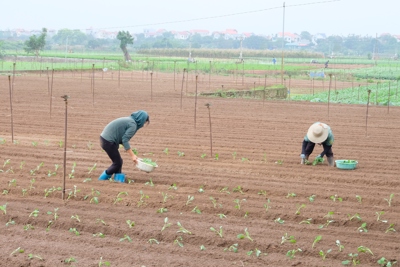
[307,123,329,143]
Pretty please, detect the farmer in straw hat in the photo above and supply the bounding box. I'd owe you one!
[98,110,150,182]
[300,122,335,166]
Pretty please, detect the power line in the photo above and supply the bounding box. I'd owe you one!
[93,0,340,31]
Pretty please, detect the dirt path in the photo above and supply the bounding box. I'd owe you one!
[0,71,399,266]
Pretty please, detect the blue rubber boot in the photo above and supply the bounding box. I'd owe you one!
[114,173,126,183]
[98,170,112,181]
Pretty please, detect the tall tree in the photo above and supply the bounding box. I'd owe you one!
[117,31,134,61]
[0,41,5,59]
[24,28,47,56]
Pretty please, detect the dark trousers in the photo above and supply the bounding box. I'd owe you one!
[302,140,333,158]
[100,136,123,175]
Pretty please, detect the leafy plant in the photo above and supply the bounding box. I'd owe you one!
[148,238,159,244]
[200,153,206,159]
[357,222,368,233]
[64,257,77,264]
[114,192,128,204]
[237,228,253,242]
[191,206,201,214]
[377,257,397,267]
[174,236,184,247]
[342,253,360,265]
[295,204,306,215]
[336,240,345,252]
[299,218,312,224]
[308,194,316,202]
[161,217,171,232]
[210,226,223,238]
[87,163,97,175]
[0,203,7,215]
[357,246,373,255]
[330,194,343,202]
[142,158,157,167]
[47,208,59,221]
[274,217,284,224]
[286,192,296,198]
[119,234,132,242]
[168,183,178,190]
[10,247,25,256]
[376,211,388,223]
[177,151,185,157]
[385,223,396,233]
[28,253,43,261]
[281,233,296,244]
[87,141,93,150]
[224,243,238,253]
[233,185,244,194]
[69,228,80,236]
[71,215,81,222]
[232,151,237,159]
[177,222,192,234]
[258,190,267,197]
[137,190,149,207]
[98,256,110,266]
[312,235,322,248]
[186,195,194,206]
[286,248,302,259]
[214,153,219,160]
[356,195,362,203]
[384,194,394,207]
[263,199,271,213]
[29,209,40,218]
[234,199,245,210]
[348,213,362,221]
[163,148,169,155]
[319,220,335,229]
[157,207,168,213]
[319,249,332,260]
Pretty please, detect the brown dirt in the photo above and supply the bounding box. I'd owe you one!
[0,70,399,267]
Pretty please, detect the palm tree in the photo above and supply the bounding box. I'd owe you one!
[117,31,134,62]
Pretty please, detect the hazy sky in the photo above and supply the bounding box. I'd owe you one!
[1,0,398,36]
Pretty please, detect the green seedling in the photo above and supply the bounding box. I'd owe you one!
[98,256,110,266]
[330,194,343,202]
[8,179,17,187]
[32,141,38,147]
[114,191,128,204]
[281,233,296,244]
[210,226,223,238]
[258,190,267,197]
[0,203,7,215]
[177,222,192,234]
[72,144,76,149]
[210,197,218,208]
[168,183,178,190]
[295,204,306,215]
[385,223,396,233]
[145,178,154,186]
[220,187,230,194]
[237,228,253,242]
[177,151,185,157]
[157,207,168,213]
[376,211,388,223]
[324,211,335,219]
[69,228,80,236]
[357,222,368,232]
[214,153,219,160]
[264,199,271,213]
[2,159,10,169]
[13,140,19,145]
[200,153,206,159]
[24,224,34,230]
[29,209,39,218]
[286,192,296,198]
[191,206,201,214]
[348,213,362,221]
[174,236,184,247]
[319,220,335,229]
[377,257,397,267]
[119,234,132,242]
[319,249,332,260]
[224,243,238,253]
[234,199,244,210]
[232,152,237,159]
[247,248,263,257]
[299,218,312,224]
[186,195,194,206]
[274,217,285,224]
[28,253,43,261]
[126,220,135,228]
[93,232,105,238]
[148,238,159,244]
[263,153,267,162]
[342,253,360,265]
[196,185,204,194]
[6,219,15,227]
[308,194,316,202]
[357,246,373,255]
[47,170,56,177]
[163,148,169,155]
[233,185,244,194]
[355,195,362,203]
[241,157,249,162]
[44,186,62,198]
[96,219,107,225]
[29,179,35,190]
[87,163,97,175]
[244,211,249,218]
[71,215,81,222]
[20,161,25,170]
[286,248,302,259]
[312,235,322,248]
[162,192,172,203]
[64,257,77,264]
[336,240,345,252]
[384,194,394,207]
[137,190,149,207]
[68,185,80,199]
[47,208,59,221]
[87,141,93,150]
[68,162,76,179]
[58,140,63,148]
[200,245,206,251]
[275,159,283,165]
[20,188,27,197]
[161,217,171,232]
[46,220,53,231]
[2,190,9,195]
[84,188,101,204]
[218,213,227,219]
[10,247,25,256]
[29,169,36,176]
[312,156,324,165]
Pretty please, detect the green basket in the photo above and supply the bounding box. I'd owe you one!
[335,160,358,170]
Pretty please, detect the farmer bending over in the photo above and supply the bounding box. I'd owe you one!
[98,110,150,182]
[300,122,334,167]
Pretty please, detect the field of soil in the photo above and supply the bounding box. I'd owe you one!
[0,70,399,267]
